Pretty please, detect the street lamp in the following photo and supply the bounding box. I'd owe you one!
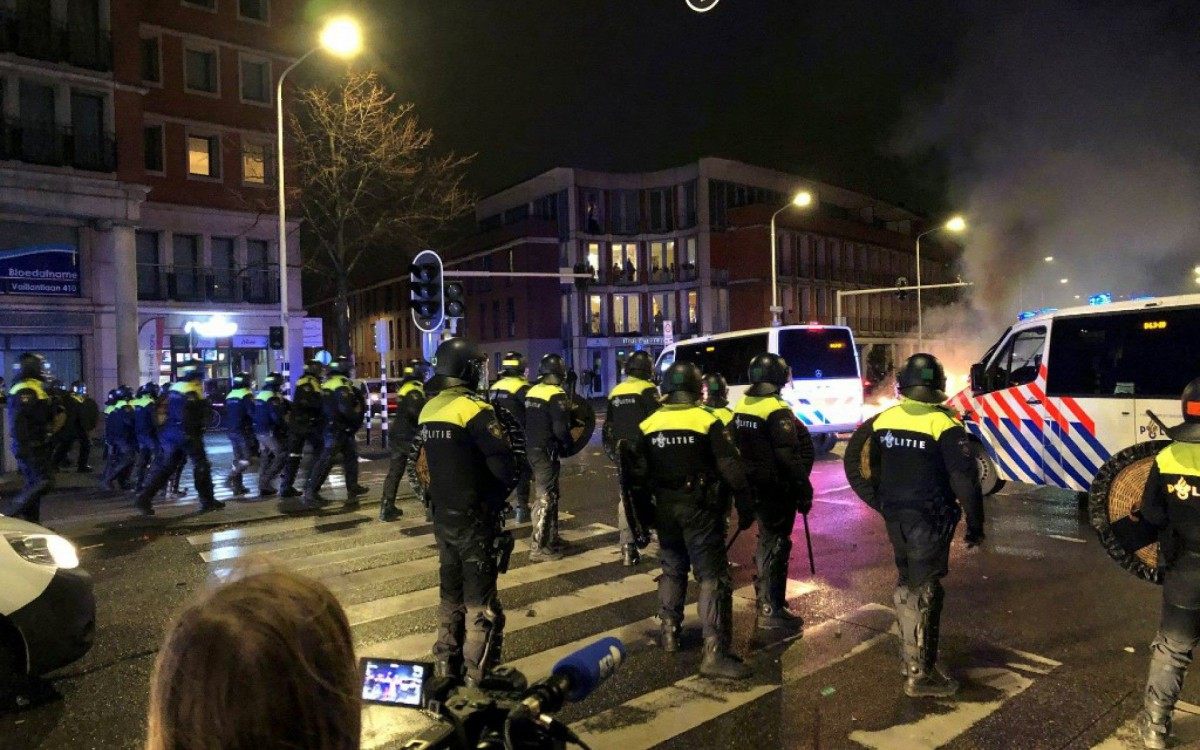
[915,215,966,348]
[276,16,363,380]
[769,190,814,326]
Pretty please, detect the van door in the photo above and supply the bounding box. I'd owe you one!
[976,326,1049,486]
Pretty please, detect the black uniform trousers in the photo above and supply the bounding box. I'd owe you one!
[133,436,158,491]
[528,447,561,550]
[256,432,286,491]
[753,482,799,607]
[1146,556,1200,708]
[884,509,958,588]
[5,446,55,522]
[52,433,90,471]
[306,429,359,494]
[103,438,136,486]
[380,436,414,505]
[138,430,215,506]
[226,432,252,489]
[655,490,730,640]
[433,507,504,680]
[280,429,324,490]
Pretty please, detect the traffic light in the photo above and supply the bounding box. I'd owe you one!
[410,249,444,332]
[444,281,466,321]
[269,326,284,350]
[896,276,910,301]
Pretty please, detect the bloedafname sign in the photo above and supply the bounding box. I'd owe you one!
[0,245,80,297]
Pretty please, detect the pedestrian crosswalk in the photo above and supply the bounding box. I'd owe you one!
[182,503,1081,750]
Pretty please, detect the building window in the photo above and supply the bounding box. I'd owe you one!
[687,290,699,327]
[585,242,600,276]
[242,141,267,184]
[588,295,602,335]
[680,180,698,228]
[140,36,161,83]
[608,190,639,234]
[492,301,500,340]
[611,242,638,283]
[70,90,108,171]
[506,298,516,338]
[240,56,270,103]
[579,188,603,234]
[478,303,486,340]
[143,125,164,173]
[246,239,270,302]
[183,0,217,9]
[613,294,641,335]
[172,234,201,300]
[238,0,267,21]
[211,237,236,301]
[136,231,161,299]
[188,134,219,177]
[649,241,676,282]
[184,47,218,94]
[650,293,675,334]
[647,188,670,232]
[19,80,58,165]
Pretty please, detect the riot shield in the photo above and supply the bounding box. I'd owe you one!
[843,416,880,511]
[616,438,654,548]
[1088,440,1169,585]
[561,394,596,458]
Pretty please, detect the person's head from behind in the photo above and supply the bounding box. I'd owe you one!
[147,569,360,750]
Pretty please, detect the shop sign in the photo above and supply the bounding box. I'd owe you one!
[303,317,324,348]
[184,315,238,338]
[232,335,268,349]
[0,245,80,297]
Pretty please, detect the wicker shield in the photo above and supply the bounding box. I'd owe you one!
[843,416,880,510]
[406,401,528,500]
[1088,440,1169,584]
[561,395,596,458]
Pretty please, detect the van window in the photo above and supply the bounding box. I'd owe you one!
[656,349,675,374]
[675,333,769,385]
[1046,306,1200,398]
[778,328,858,379]
[982,327,1046,392]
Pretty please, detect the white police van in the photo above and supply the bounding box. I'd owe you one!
[947,294,1200,495]
[654,324,864,453]
[0,515,94,705]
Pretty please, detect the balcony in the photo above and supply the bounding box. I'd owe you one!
[1,121,116,172]
[598,263,701,286]
[137,264,281,305]
[0,11,113,72]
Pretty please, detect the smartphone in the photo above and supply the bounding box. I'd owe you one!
[359,658,432,708]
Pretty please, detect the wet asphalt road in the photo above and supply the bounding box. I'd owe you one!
[0,438,1189,750]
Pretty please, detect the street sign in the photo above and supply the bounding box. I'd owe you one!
[374,319,390,354]
[302,318,324,348]
[314,350,333,365]
[662,320,674,345]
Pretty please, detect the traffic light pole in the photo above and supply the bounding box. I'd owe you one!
[834,281,973,327]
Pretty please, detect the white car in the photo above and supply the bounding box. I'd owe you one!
[0,515,95,704]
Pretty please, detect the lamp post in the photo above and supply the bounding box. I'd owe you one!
[276,16,363,379]
[769,190,814,326]
[915,214,966,348]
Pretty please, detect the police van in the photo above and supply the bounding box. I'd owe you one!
[947,294,1200,496]
[654,324,864,453]
[0,515,95,704]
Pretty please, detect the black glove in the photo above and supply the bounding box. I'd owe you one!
[964,527,985,548]
[795,481,814,515]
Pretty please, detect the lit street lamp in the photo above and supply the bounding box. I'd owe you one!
[769,190,814,326]
[915,215,966,348]
[276,16,363,379]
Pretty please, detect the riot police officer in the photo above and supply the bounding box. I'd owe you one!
[3,353,57,522]
[134,361,224,515]
[102,385,137,490]
[702,373,734,425]
[380,358,428,522]
[1134,378,1200,749]
[869,353,983,698]
[732,353,815,629]
[223,372,256,497]
[280,359,327,497]
[420,338,517,683]
[131,382,161,492]
[53,380,96,472]
[253,372,289,498]
[299,357,367,510]
[488,352,532,523]
[627,361,756,679]
[603,350,661,566]
[524,353,574,561]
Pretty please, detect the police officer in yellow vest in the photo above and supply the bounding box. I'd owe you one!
[488,352,533,523]
[279,359,327,497]
[252,373,289,498]
[420,338,518,683]
[380,358,428,522]
[223,372,256,497]
[732,353,815,630]
[3,353,57,522]
[627,361,756,679]
[298,356,367,511]
[870,353,983,698]
[603,350,661,567]
[702,373,733,425]
[524,353,574,561]
[1134,378,1200,749]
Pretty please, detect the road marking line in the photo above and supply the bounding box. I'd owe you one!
[1045,533,1087,544]
[188,505,410,547]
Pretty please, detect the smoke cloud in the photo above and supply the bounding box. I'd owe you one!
[901,1,1200,328]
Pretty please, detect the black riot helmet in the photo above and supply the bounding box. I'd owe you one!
[897,353,948,404]
[114,385,133,402]
[1168,378,1200,443]
[538,353,568,386]
[304,358,326,378]
[178,360,204,382]
[401,358,428,381]
[747,353,790,397]
[624,350,654,380]
[46,377,64,394]
[261,372,285,392]
[430,337,485,391]
[231,372,253,389]
[71,381,87,396]
[499,351,527,377]
[660,362,704,405]
[703,373,729,408]
[14,352,48,382]
[137,382,161,399]
[328,357,352,377]
[105,388,118,406]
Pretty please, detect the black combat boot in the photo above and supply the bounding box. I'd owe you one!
[698,578,752,680]
[758,601,803,629]
[622,543,640,567]
[660,619,682,653]
[1139,630,1193,750]
[903,582,958,698]
[379,496,403,522]
[1139,700,1172,750]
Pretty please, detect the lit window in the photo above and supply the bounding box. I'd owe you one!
[614,294,641,334]
[687,291,699,325]
[588,295,602,335]
[188,134,219,177]
[242,142,266,184]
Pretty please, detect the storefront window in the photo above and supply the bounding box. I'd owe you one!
[0,335,82,385]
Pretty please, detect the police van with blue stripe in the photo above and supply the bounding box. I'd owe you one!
[654,324,864,454]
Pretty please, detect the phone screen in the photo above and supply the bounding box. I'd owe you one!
[360,658,430,707]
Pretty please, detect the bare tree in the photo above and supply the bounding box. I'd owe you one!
[290,71,474,355]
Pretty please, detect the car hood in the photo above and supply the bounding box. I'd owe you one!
[0,514,56,535]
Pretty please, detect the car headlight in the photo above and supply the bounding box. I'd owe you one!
[3,533,80,569]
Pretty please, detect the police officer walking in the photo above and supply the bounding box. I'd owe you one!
[732,354,815,629]
[627,361,756,679]
[223,372,256,497]
[488,352,532,523]
[3,353,57,523]
[131,382,161,492]
[380,359,428,522]
[524,353,574,561]
[279,359,326,498]
[420,338,517,683]
[53,380,96,472]
[299,357,367,510]
[102,385,137,491]
[702,373,734,425]
[252,373,288,498]
[1134,378,1200,749]
[134,361,224,516]
[869,353,983,698]
[603,350,661,566]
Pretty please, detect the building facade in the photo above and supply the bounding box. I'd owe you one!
[0,0,306,397]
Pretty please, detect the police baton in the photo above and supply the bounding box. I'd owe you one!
[802,512,816,575]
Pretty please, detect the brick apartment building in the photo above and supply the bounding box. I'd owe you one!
[0,0,307,395]
[329,158,958,392]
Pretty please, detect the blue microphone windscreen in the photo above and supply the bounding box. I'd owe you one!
[553,637,626,702]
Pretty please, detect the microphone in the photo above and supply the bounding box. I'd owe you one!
[513,637,625,718]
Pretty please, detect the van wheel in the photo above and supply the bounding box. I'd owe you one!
[972,443,1006,496]
[812,433,838,456]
